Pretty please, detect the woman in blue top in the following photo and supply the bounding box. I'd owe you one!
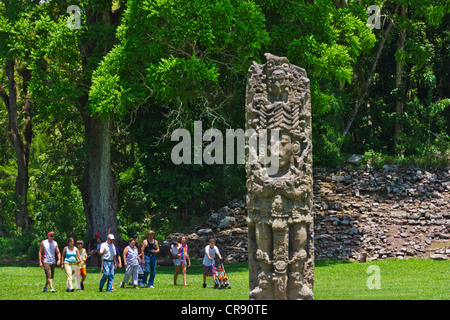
[120,238,141,289]
[61,237,83,292]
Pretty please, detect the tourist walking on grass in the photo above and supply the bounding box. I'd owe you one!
[76,240,87,290]
[202,238,222,288]
[39,231,61,293]
[179,235,191,286]
[171,240,181,285]
[136,243,144,286]
[61,237,83,292]
[142,230,159,288]
[99,234,117,292]
[110,245,122,291]
[120,238,141,289]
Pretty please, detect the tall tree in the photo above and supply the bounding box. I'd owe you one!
[0,1,38,229]
[88,0,269,220]
[394,4,407,153]
[29,0,125,240]
[255,0,377,164]
[342,3,399,143]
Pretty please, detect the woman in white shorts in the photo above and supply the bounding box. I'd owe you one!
[171,240,181,285]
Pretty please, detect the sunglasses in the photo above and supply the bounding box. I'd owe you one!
[49,235,55,237]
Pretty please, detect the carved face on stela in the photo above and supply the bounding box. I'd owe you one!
[266,55,292,102]
[277,133,292,170]
[268,69,290,101]
[270,132,300,176]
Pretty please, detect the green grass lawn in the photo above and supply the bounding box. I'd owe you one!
[314,259,449,300]
[0,259,448,300]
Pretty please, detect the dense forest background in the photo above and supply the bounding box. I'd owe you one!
[0,0,449,259]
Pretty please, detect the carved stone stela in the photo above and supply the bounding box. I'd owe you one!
[246,53,314,300]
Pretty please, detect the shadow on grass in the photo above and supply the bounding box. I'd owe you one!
[0,261,249,274]
[147,262,249,276]
[3,260,351,271]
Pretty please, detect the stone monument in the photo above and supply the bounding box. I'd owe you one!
[246,53,314,300]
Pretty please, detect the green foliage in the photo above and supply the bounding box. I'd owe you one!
[340,1,450,163]
[0,193,21,237]
[93,0,270,230]
[1,0,449,262]
[256,0,378,166]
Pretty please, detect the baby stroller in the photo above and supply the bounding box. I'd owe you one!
[213,261,231,289]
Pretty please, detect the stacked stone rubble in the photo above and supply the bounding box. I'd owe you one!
[161,166,450,263]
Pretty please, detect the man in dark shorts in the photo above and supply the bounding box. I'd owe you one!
[202,238,222,288]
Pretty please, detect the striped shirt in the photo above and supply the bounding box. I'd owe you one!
[125,245,139,266]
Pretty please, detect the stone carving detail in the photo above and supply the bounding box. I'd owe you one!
[246,53,314,300]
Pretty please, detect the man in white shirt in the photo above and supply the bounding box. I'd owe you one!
[99,234,117,292]
[202,238,222,288]
[39,231,61,293]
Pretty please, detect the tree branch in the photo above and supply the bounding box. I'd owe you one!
[341,4,399,146]
[0,83,9,111]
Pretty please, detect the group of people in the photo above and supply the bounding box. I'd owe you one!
[39,231,87,292]
[38,230,224,293]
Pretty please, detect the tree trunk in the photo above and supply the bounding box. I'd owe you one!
[79,114,119,241]
[1,59,32,230]
[75,5,123,243]
[180,203,189,220]
[394,5,408,153]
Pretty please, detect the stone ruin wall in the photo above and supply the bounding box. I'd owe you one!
[162,165,450,263]
[314,165,450,261]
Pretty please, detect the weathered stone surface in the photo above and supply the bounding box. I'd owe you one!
[430,254,447,260]
[245,54,313,300]
[347,154,364,166]
[158,166,449,268]
[313,165,450,262]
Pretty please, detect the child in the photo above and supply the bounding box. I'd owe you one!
[216,263,228,288]
[202,238,222,288]
[171,240,181,285]
[136,243,144,287]
[76,240,87,290]
[178,235,191,286]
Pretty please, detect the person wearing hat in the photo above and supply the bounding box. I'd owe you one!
[141,230,159,288]
[99,234,117,292]
[39,231,61,293]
